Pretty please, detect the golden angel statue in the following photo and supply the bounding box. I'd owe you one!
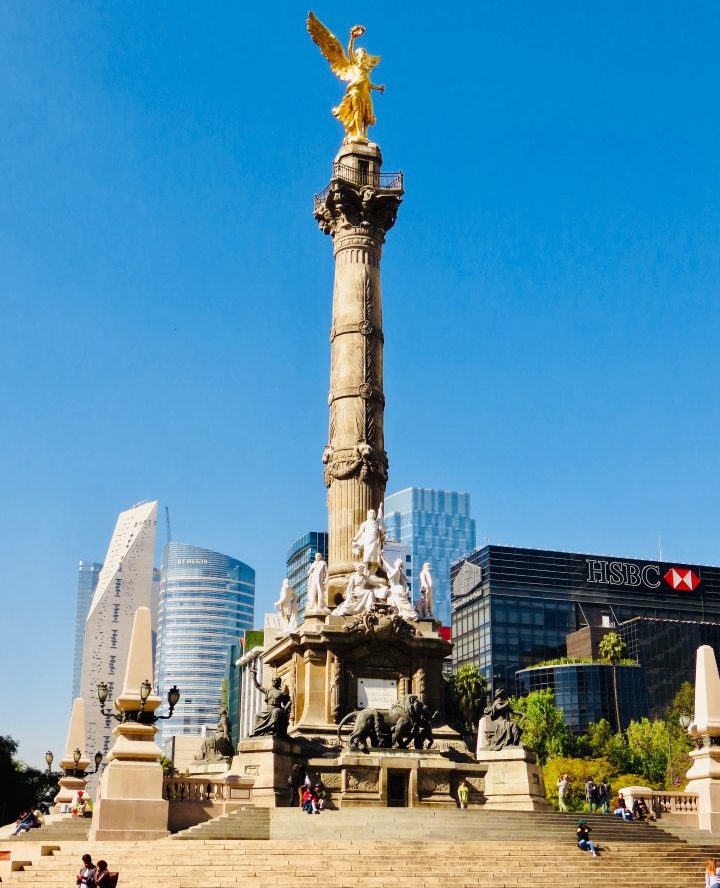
[307,12,385,144]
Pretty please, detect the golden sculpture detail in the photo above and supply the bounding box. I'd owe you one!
[307,11,385,144]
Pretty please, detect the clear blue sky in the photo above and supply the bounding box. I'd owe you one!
[1,1,718,768]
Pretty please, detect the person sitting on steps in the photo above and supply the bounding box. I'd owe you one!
[76,853,97,887]
[612,791,634,822]
[576,819,600,858]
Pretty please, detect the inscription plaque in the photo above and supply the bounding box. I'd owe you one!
[358,677,397,709]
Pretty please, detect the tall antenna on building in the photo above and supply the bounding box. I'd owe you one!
[658,533,663,561]
[165,506,172,546]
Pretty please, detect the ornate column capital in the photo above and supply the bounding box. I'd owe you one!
[314,180,402,242]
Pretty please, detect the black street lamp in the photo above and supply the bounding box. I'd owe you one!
[45,751,54,773]
[71,747,81,778]
[92,751,104,774]
[96,680,180,725]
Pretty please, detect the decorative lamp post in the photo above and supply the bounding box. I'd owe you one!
[72,747,82,778]
[680,715,692,731]
[97,680,180,724]
[93,751,103,773]
[45,751,54,773]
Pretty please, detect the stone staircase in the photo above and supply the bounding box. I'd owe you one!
[6,815,90,842]
[4,810,720,887]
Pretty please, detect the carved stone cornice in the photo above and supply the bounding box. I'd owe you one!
[322,444,388,489]
[314,180,402,241]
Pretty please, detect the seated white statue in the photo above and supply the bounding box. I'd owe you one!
[332,563,388,616]
[383,556,417,622]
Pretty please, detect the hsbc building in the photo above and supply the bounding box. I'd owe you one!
[451,545,720,716]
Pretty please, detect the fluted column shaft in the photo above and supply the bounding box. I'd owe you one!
[314,142,402,605]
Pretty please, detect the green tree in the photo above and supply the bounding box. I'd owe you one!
[159,755,176,778]
[598,632,629,733]
[625,718,669,785]
[575,718,613,759]
[511,689,570,765]
[0,736,59,824]
[544,756,612,811]
[665,681,694,788]
[446,665,487,739]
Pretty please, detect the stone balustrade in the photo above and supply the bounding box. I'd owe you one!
[652,791,699,814]
[163,774,254,832]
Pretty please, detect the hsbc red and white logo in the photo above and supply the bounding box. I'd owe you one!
[663,568,701,591]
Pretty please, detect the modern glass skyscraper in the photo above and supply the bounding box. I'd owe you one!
[287,531,329,620]
[72,561,103,700]
[384,487,476,627]
[155,542,255,746]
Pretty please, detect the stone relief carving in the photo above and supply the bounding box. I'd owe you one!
[343,608,417,639]
[319,771,342,790]
[330,655,342,723]
[346,767,379,792]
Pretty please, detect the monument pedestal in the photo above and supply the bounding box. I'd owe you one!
[477,747,551,812]
[307,748,485,809]
[229,737,305,808]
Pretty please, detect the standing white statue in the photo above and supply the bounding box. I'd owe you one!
[351,504,386,574]
[274,578,298,633]
[306,552,328,613]
[382,555,417,622]
[419,562,434,616]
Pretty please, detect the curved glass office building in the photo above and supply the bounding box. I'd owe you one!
[155,542,255,746]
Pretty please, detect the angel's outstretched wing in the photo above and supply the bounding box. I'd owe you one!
[307,11,351,78]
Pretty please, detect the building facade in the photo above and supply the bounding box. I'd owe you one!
[80,501,158,760]
[72,561,103,700]
[155,542,255,747]
[452,544,720,709]
[619,617,720,718]
[287,531,328,620]
[515,663,649,733]
[384,487,476,627]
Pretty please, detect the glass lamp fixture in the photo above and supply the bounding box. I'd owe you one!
[45,751,54,772]
[680,715,692,730]
[97,682,109,706]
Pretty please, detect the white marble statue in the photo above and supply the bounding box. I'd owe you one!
[351,504,386,573]
[383,556,418,622]
[419,562,434,615]
[306,552,329,612]
[274,578,298,633]
[331,563,387,616]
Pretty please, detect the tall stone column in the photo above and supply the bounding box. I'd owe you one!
[314,142,403,605]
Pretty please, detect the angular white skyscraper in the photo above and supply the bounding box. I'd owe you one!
[80,501,158,759]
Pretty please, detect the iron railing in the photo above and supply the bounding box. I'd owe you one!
[314,163,403,210]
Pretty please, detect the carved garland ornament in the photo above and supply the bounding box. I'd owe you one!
[322,443,388,488]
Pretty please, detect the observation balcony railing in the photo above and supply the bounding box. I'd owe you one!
[314,161,403,211]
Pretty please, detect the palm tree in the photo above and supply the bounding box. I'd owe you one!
[452,664,487,736]
[598,631,628,733]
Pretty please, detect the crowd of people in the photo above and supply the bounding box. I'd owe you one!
[556,774,655,822]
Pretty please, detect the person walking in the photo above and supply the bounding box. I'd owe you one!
[557,773,570,812]
[584,777,598,813]
[76,854,97,887]
[705,858,720,887]
[598,777,611,814]
[576,819,599,858]
[458,779,470,810]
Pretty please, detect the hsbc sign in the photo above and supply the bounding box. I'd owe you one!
[585,559,701,592]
